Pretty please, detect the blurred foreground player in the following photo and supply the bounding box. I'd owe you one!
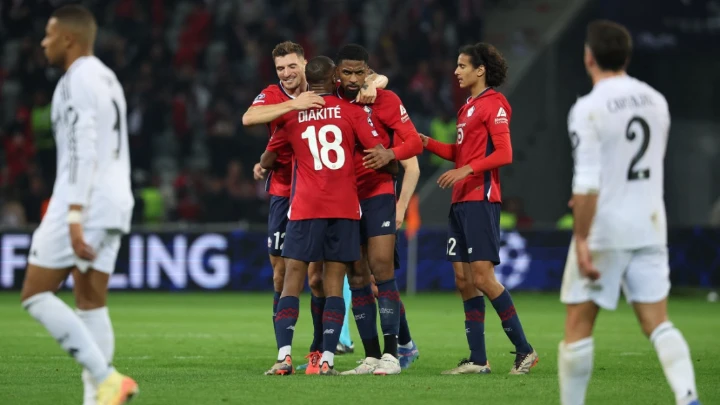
[21,5,138,405]
[421,43,538,375]
[559,20,701,405]
[260,56,391,375]
[332,44,422,375]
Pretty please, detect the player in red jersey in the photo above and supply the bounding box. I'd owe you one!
[243,42,389,374]
[259,56,395,376]
[331,44,423,375]
[421,43,538,375]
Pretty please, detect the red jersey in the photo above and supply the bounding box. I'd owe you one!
[427,88,513,203]
[266,95,383,220]
[338,88,422,200]
[252,83,296,198]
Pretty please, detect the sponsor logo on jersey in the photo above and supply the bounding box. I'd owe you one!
[495,107,508,125]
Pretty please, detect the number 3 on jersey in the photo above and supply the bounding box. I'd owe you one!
[301,125,345,170]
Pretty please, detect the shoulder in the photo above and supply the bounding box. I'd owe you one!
[476,90,510,119]
[567,94,595,126]
[632,76,669,111]
[376,89,404,110]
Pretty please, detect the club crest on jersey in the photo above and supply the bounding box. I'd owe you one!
[495,107,508,125]
[467,106,475,117]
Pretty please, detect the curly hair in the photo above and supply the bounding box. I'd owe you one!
[458,43,508,87]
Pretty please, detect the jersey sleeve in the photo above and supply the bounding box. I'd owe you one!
[66,72,99,206]
[568,99,601,194]
[349,107,384,150]
[482,97,511,135]
[251,87,281,106]
[266,125,289,152]
[378,91,422,160]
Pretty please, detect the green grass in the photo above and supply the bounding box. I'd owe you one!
[0,292,717,404]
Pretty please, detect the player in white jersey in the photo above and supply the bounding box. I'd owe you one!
[20,5,138,405]
[558,20,701,405]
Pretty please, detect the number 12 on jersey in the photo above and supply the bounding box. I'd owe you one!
[301,125,345,170]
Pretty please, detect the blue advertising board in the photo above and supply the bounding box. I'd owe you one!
[0,228,718,291]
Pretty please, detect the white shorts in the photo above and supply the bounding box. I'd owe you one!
[560,238,671,310]
[28,218,122,274]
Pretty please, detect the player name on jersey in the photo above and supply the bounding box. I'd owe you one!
[606,93,654,112]
[298,106,342,123]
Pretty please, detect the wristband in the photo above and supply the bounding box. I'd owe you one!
[67,210,83,224]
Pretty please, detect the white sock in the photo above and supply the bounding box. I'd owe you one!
[320,351,334,367]
[558,337,594,405]
[23,292,113,384]
[651,321,698,405]
[399,340,414,350]
[277,345,291,361]
[77,307,115,405]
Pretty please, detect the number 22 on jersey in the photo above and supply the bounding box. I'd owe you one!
[301,124,346,170]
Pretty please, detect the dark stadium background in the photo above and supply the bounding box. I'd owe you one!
[0,0,718,292]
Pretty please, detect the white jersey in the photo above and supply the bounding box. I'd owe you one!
[568,75,669,250]
[48,56,134,233]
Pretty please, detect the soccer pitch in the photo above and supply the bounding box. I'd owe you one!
[1,292,717,404]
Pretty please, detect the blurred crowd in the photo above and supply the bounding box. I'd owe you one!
[0,0,485,227]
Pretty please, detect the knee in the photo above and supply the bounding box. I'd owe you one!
[368,257,393,282]
[272,272,285,292]
[471,263,503,294]
[454,272,469,293]
[348,263,371,288]
[74,286,106,310]
[308,271,323,294]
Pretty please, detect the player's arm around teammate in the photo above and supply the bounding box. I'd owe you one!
[421,43,538,375]
[20,5,137,404]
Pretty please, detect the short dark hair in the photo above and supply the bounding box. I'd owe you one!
[335,44,369,65]
[458,42,508,87]
[586,20,632,71]
[305,56,335,84]
[51,4,97,45]
[272,41,305,59]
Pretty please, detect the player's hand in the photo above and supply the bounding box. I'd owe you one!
[437,166,473,189]
[356,82,377,104]
[291,91,325,110]
[363,145,396,170]
[253,163,267,180]
[418,133,430,147]
[370,275,378,298]
[69,223,96,261]
[396,202,406,230]
[575,238,600,281]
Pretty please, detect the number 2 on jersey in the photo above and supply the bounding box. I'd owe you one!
[112,99,121,159]
[301,125,345,170]
[625,116,651,181]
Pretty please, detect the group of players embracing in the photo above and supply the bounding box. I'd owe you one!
[243,41,538,376]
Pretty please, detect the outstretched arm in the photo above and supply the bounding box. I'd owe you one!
[242,92,325,126]
[424,135,457,162]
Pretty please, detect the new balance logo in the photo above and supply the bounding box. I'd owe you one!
[323,329,335,334]
[381,221,391,228]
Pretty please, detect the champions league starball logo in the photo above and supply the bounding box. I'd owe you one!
[495,231,531,290]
